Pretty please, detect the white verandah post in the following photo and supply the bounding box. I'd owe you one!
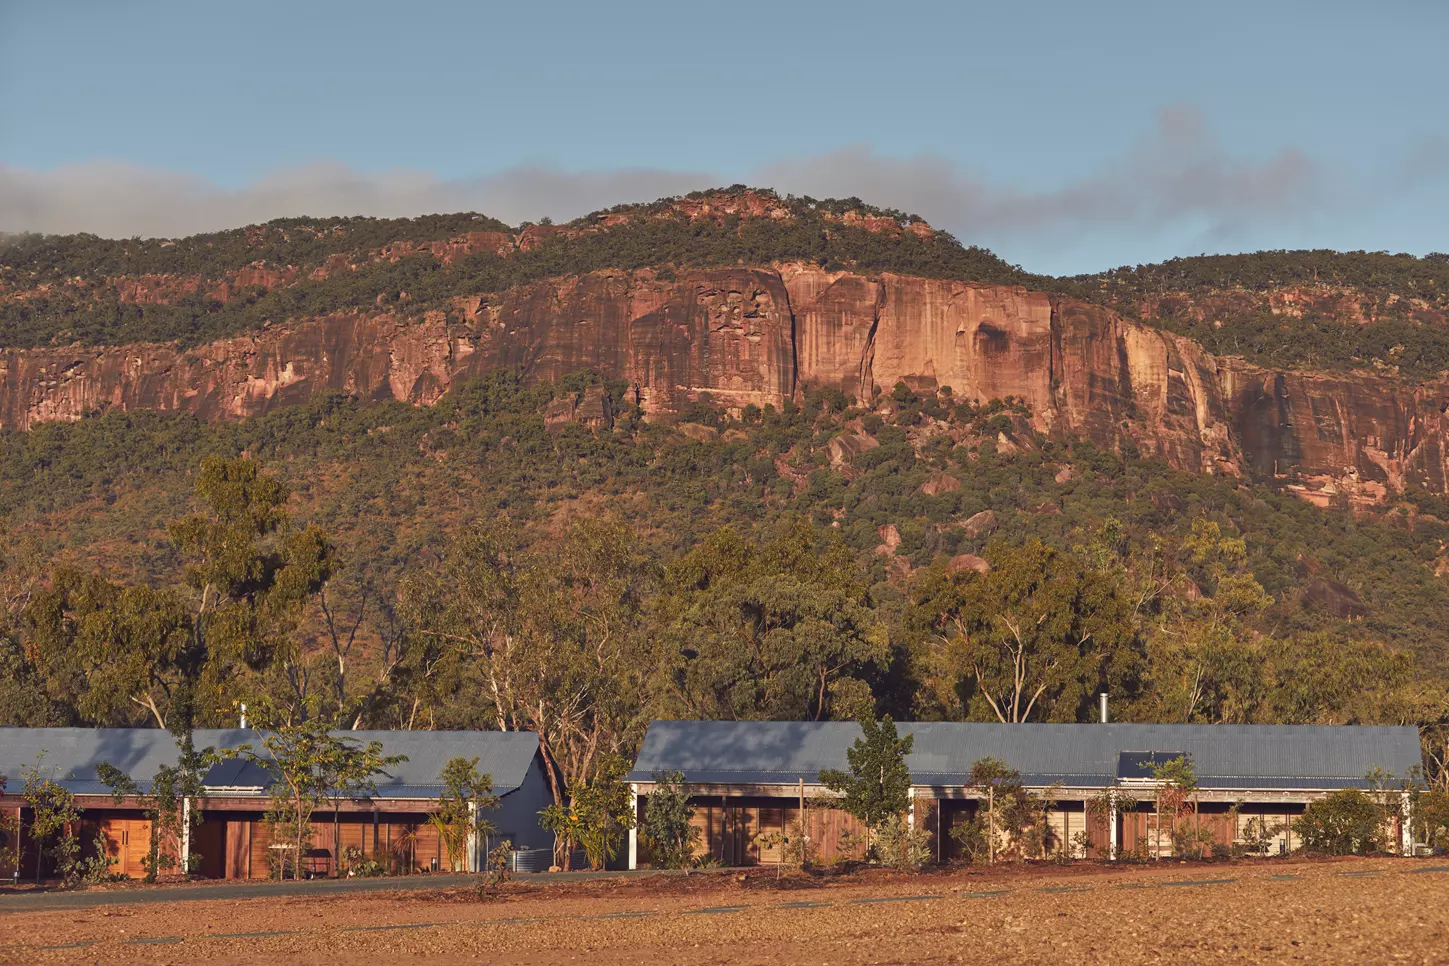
[467,800,479,873]
[1401,791,1414,855]
[627,783,639,870]
[1109,795,1119,861]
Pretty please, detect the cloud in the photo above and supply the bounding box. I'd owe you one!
[0,160,713,239]
[0,108,1326,254]
[759,107,1322,246]
[1401,133,1449,185]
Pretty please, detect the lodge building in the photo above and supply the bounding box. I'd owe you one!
[0,728,554,881]
[0,720,1427,881]
[625,721,1425,867]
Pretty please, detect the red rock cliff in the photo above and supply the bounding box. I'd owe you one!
[4,265,1447,507]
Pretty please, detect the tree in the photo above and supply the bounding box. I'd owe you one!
[229,709,405,880]
[1144,755,1204,858]
[0,775,21,880]
[1364,766,1415,856]
[402,518,659,828]
[819,714,913,852]
[1294,789,1386,855]
[1085,788,1139,861]
[21,755,84,886]
[429,757,501,873]
[0,541,66,727]
[1139,521,1274,725]
[539,753,635,871]
[25,571,190,728]
[952,758,1062,863]
[167,456,334,728]
[1413,697,1449,795]
[23,456,333,732]
[663,521,889,722]
[964,757,1020,865]
[639,771,698,870]
[915,540,1141,723]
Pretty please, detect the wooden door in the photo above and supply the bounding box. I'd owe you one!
[103,820,153,878]
[192,819,227,879]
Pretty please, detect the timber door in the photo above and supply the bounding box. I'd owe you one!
[104,819,153,878]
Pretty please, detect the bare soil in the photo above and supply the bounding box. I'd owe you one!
[2,857,1446,965]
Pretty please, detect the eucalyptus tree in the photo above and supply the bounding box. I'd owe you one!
[400,516,657,813]
[24,456,333,730]
[229,705,405,880]
[661,519,890,722]
[914,539,1142,723]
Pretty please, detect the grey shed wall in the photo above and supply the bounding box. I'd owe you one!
[493,754,554,853]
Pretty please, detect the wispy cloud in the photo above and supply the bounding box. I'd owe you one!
[0,108,1327,256]
[0,160,712,239]
[759,107,1322,246]
[1401,132,1449,185]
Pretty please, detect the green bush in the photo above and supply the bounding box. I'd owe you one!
[874,813,931,870]
[639,771,699,870]
[1293,789,1386,855]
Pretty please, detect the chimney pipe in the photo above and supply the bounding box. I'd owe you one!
[239,702,248,729]
[1099,692,1109,724]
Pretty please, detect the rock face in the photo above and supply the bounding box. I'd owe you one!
[6,264,1449,507]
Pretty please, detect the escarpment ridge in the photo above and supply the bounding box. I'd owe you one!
[4,189,1449,507]
[5,263,1449,509]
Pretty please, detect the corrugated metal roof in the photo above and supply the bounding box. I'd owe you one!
[0,728,542,799]
[627,721,1424,791]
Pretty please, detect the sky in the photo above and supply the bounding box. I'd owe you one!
[0,0,1446,274]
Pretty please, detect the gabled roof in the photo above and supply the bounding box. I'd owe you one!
[628,720,1424,791]
[0,728,542,800]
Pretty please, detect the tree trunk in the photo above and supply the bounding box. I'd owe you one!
[294,792,306,881]
[537,736,572,871]
[1193,793,1201,858]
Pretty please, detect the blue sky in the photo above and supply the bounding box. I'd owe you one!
[1,0,1445,273]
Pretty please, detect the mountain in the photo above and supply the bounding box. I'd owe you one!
[5,195,1449,745]
[3,189,1449,510]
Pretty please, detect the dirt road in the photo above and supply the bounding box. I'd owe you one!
[3,858,1446,965]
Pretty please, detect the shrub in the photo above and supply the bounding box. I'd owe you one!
[1239,814,1286,856]
[1416,790,1449,852]
[341,846,386,878]
[875,813,931,870]
[754,819,817,873]
[639,771,699,870]
[1293,789,1386,855]
[948,815,990,864]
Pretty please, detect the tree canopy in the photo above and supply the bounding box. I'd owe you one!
[1,372,1447,791]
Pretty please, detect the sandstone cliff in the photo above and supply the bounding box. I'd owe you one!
[4,264,1448,508]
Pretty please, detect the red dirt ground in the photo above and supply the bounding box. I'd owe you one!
[2,857,1446,965]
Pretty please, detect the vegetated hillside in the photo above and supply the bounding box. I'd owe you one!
[0,189,1034,349]
[5,187,1449,380]
[1069,250,1449,378]
[2,372,1447,759]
